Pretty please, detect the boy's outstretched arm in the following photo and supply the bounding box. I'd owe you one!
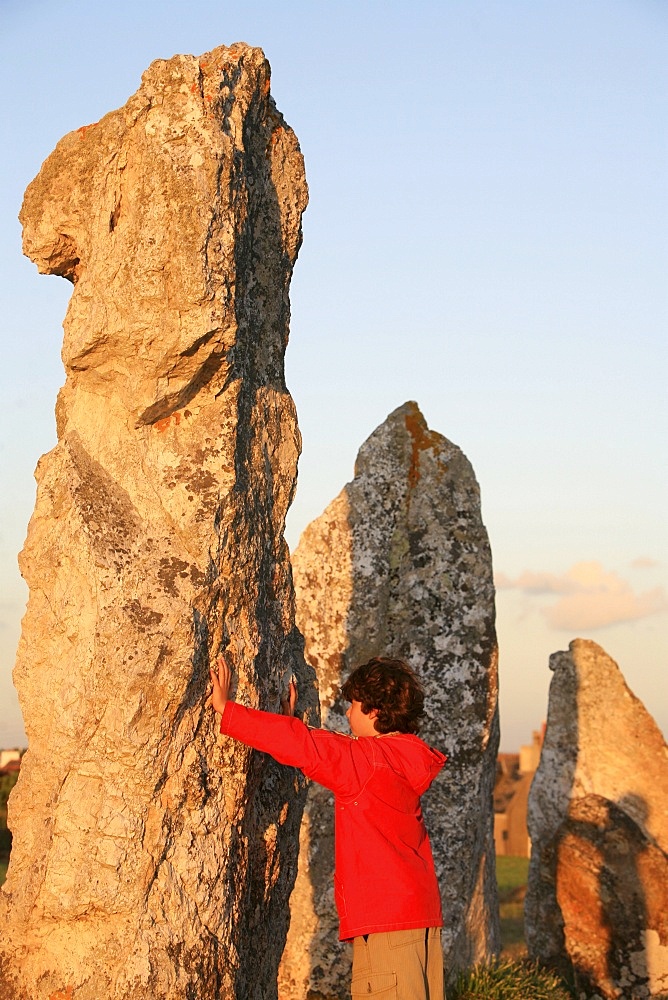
[207,655,369,798]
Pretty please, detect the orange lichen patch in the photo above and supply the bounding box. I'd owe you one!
[50,987,73,1000]
[155,412,183,434]
[77,122,99,139]
[404,407,439,490]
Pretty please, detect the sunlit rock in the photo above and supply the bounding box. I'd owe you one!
[0,43,313,1000]
[526,639,668,999]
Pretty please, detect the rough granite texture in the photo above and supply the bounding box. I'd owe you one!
[0,44,315,1000]
[278,401,500,999]
[525,639,668,999]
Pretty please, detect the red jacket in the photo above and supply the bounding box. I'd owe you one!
[220,701,446,940]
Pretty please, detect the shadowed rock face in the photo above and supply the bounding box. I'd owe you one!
[526,640,668,999]
[279,401,500,999]
[0,44,314,1000]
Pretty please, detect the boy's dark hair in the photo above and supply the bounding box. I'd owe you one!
[341,657,425,734]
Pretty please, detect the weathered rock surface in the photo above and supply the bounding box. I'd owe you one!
[278,401,500,999]
[526,639,668,999]
[0,44,314,1000]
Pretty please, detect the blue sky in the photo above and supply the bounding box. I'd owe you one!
[1,0,666,750]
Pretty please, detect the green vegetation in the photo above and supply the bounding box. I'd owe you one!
[475,858,578,998]
[496,855,530,958]
[451,959,573,1000]
[0,770,18,881]
[0,771,19,816]
[496,856,529,897]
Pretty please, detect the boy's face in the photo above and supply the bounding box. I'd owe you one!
[346,700,379,738]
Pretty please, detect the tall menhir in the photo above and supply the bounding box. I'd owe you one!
[0,44,313,1000]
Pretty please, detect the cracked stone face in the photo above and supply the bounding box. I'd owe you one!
[0,43,316,1000]
[279,401,500,999]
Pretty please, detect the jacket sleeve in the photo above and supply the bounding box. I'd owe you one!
[219,701,371,798]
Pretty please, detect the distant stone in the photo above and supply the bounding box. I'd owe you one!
[0,43,313,1000]
[526,639,668,999]
[279,401,500,998]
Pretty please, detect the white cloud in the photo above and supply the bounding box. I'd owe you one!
[496,561,668,631]
[495,569,575,595]
[545,585,668,631]
[631,556,660,570]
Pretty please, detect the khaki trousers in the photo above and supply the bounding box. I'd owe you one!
[351,927,444,1000]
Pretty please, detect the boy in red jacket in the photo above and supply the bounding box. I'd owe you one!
[210,654,446,1000]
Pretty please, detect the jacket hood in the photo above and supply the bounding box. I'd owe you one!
[373,733,446,795]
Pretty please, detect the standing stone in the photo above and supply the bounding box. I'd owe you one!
[278,401,500,999]
[526,639,668,999]
[0,44,313,1000]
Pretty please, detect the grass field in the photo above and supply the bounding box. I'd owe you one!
[496,855,530,958]
[451,958,574,1000]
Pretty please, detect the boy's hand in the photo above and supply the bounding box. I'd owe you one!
[281,679,298,717]
[209,654,297,717]
[209,653,232,716]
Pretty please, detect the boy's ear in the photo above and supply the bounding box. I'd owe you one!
[368,708,379,720]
